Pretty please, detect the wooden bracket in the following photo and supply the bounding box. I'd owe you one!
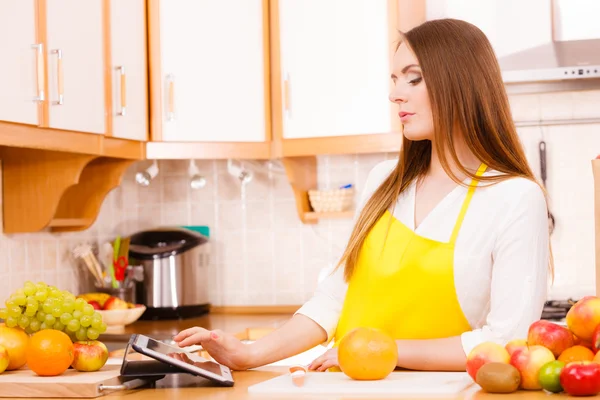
[51,157,135,232]
[282,156,317,224]
[1,148,133,233]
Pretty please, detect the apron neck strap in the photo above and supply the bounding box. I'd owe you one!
[449,163,488,244]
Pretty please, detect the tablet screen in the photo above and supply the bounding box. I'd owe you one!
[143,337,224,376]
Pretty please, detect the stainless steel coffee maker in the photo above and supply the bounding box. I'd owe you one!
[128,227,211,320]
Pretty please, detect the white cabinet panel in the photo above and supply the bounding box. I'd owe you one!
[159,0,266,142]
[279,0,393,139]
[47,0,105,134]
[110,0,148,141]
[0,0,39,125]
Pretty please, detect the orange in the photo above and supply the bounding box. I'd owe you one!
[558,345,595,363]
[26,330,74,376]
[338,327,398,380]
[0,326,30,370]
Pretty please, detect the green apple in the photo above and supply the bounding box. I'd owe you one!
[538,360,565,393]
[71,340,108,372]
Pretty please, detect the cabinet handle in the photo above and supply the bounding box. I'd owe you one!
[51,49,63,105]
[117,66,126,116]
[31,43,45,102]
[284,73,291,117]
[166,74,175,121]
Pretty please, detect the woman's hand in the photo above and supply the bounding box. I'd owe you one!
[308,348,338,372]
[173,327,253,371]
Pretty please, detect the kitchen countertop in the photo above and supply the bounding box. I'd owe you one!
[74,314,575,399]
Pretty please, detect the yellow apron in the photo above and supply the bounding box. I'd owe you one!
[334,164,487,348]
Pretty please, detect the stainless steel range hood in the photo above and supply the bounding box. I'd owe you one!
[499,0,600,94]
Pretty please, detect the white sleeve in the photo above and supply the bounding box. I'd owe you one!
[294,160,397,343]
[460,181,550,356]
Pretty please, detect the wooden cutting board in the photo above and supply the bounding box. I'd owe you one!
[248,371,475,396]
[0,364,125,398]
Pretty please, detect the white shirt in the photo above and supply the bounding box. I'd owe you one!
[296,160,550,356]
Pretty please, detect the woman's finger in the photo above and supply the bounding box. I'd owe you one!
[177,329,213,347]
[316,358,338,372]
[308,353,328,371]
[173,327,202,342]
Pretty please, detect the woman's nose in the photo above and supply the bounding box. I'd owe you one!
[388,85,406,104]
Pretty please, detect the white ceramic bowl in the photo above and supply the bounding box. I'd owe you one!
[97,305,146,327]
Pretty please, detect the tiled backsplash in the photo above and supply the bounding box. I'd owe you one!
[0,89,599,305]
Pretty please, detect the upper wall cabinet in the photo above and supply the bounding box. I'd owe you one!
[425,0,552,59]
[276,0,399,140]
[0,0,41,126]
[149,0,269,143]
[46,0,105,134]
[109,0,148,141]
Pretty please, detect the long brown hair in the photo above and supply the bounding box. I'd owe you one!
[337,18,553,281]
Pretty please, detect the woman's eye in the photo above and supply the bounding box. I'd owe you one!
[408,77,422,85]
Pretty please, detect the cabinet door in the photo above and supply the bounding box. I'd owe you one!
[279,0,394,139]
[0,0,40,125]
[158,0,267,142]
[46,0,105,134]
[110,0,148,141]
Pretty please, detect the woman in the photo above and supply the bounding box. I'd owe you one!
[173,18,551,372]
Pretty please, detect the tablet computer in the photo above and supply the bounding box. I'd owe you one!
[130,334,234,387]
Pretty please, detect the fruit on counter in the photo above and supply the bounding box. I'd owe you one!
[338,327,398,380]
[538,360,565,393]
[591,324,600,353]
[509,345,555,390]
[557,345,595,363]
[0,345,9,374]
[465,342,510,381]
[76,293,111,308]
[560,361,600,396]
[87,301,101,311]
[0,281,107,342]
[71,340,109,372]
[475,362,520,393]
[102,296,129,311]
[505,339,527,356]
[566,295,600,343]
[26,329,74,376]
[0,326,30,370]
[527,320,574,357]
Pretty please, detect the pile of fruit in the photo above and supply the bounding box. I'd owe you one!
[76,292,137,310]
[468,295,600,396]
[0,281,109,376]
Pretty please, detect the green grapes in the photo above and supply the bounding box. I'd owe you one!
[1,281,107,341]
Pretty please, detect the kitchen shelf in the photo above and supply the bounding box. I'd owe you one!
[303,211,354,222]
[146,141,272,160]
[0,147,134,233]
[281,132,402,157]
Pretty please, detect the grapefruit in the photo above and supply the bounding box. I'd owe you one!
[338,327,397,380]
[0,326,30,370]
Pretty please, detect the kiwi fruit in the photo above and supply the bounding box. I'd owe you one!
[475,362,521,393]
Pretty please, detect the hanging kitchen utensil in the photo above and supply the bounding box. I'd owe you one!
[539,140,555,234]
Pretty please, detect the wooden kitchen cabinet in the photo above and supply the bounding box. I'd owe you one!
[0,0,41,126]
[148,0,270,154]
[276,0,399,141]
[108,0,148,141]
[46,0,105,134]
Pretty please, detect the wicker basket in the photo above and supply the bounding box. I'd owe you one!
[308,187,354,212]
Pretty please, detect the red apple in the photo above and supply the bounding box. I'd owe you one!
[566,296,600,343]
[510,345,555,390]
[71,341,109,372]
[560,361,600,396]
[505,339,527,357]
[0,345,9,373]
[102,296,128,311]
[466,342,510,381]
[87,301,101,310]
[527,320,574,357]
